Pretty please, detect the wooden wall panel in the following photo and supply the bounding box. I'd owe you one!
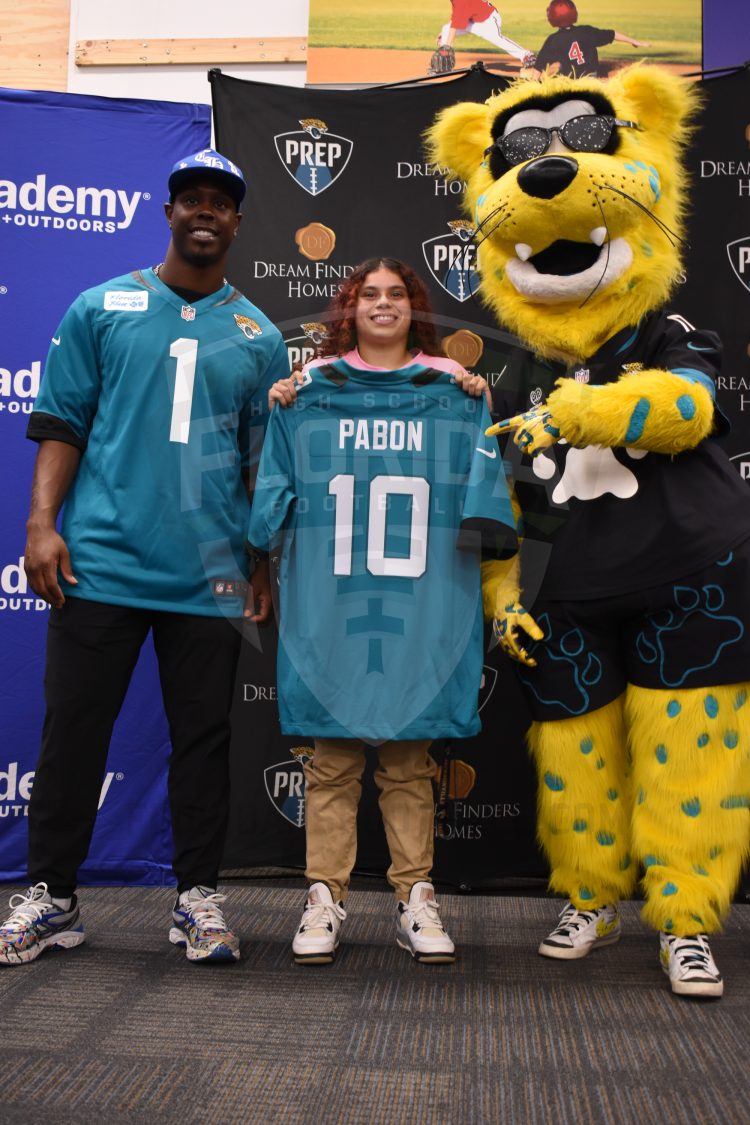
[0,0,70,92]
[75,37,306,67]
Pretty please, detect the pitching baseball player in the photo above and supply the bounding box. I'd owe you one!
[431,0,535,73]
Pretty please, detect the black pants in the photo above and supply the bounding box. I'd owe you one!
[28,597,243,897]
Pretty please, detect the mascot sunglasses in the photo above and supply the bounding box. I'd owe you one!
[485,114,638,166]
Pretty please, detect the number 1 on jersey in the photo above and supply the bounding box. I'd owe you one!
[169,338,198,444]
[329,473,429,579]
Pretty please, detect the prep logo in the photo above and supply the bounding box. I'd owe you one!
[729,451,750,481]
[0,174,145,234]
[422,220,479,302]
[1,557,48,612]
[264,746,313,827]
[0,359,39,418]
[285,321,327,370]
[274,119,354,196]
[727,236,750,292]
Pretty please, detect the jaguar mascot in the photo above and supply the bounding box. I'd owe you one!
[429,64,750,999]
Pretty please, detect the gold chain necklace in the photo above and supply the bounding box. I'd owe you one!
[153,262,228,286]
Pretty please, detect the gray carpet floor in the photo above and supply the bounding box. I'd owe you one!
[0,879,748,1124]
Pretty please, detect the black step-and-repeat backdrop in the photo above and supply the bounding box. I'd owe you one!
[214,68,543,886]
[213,66,750,891]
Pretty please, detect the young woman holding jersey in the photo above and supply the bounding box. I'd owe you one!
[250,258,516,965]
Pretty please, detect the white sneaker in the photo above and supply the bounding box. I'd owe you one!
[292,883,346,965]
[168,886,240,963]
[538,901,621,960]
[660,932,723,998]
[0,883,85,965]
[396,882,456,963]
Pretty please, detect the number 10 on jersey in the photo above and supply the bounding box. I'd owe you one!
[329,473,430,579]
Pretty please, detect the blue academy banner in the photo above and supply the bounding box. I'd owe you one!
[0,87,211,885]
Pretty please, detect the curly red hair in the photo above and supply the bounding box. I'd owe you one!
[318,257,444,358]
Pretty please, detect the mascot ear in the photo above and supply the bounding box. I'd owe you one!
[425,101,492,183]
[612,65,698,139]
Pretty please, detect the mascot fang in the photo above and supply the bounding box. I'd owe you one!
[429,65,750,1000]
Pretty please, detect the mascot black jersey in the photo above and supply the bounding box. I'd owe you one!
[494,311,750,600]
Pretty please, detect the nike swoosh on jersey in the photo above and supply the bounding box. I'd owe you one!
[51,336,61,346]
[476,446,497,459]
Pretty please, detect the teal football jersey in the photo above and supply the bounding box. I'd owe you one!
[31,268,288,615]
[249,356,517,740]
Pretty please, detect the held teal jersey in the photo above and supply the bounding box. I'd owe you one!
[29,268,288,615]
[249,355,517,740]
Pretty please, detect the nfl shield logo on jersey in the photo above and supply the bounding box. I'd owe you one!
[181,305,196,321]
[274,118,354,196]
[727,235,750,292]
[422,221,479,302]
[264,746,313,827]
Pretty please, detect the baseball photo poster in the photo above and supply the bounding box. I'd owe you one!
[307,0,702,84]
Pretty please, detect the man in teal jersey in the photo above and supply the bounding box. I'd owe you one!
[0,150,288,966]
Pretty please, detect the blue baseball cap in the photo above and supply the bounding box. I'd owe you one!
[168,148,246,208]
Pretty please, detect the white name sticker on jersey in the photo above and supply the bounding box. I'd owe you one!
[104,291,149,312]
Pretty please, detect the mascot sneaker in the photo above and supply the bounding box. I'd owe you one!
[169,886,239,963]
[396,882,456,963]
[292,882,346,964]
[0,883,85,965]
[660,932,723,998]
[539,901,621,959]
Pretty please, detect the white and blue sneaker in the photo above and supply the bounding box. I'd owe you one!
[0,883,85,965]
[169,886,240,963]
[660,932,723,998]
[538,901,621,959]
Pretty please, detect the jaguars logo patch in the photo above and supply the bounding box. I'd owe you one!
[274,117,354,197]
[234,314,262,340]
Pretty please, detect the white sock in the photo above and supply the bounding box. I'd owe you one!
[178,886,215,906]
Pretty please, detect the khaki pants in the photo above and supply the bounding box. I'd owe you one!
[304,738,437,901]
